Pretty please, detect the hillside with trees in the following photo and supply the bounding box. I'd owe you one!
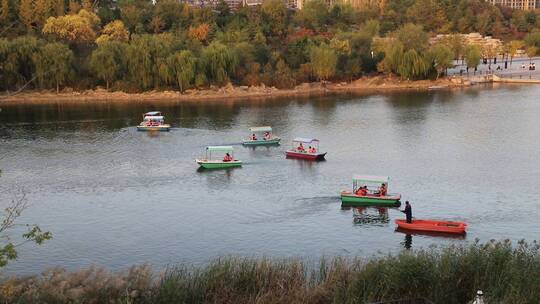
[1,0,539,93]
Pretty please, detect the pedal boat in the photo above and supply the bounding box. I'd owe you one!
[137,111,171,131]
[242,126,281,146]
[196,146,242,169]
[285,137,326,160]
[340,175,401,207]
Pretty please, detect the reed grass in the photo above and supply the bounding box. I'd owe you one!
[1,240,540,304]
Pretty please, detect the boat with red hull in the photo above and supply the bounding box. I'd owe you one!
[286,150,327,160]
[285,137,326,160]
[395,219,467,235]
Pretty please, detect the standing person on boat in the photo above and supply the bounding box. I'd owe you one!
[401,201,412,223]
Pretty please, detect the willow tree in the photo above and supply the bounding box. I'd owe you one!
[202,42,239,85]
[90,41,127,89]
[166,50,197,92]
[397,49,429,80]
[127,34,178,90]
[32,42,74,92]
[309,43,337,81]
[2,36,41,89]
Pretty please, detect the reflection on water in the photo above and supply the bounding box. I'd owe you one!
[2,85,540,275]
[352,207,389,225]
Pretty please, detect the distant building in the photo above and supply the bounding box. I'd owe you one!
[487,0,537,10]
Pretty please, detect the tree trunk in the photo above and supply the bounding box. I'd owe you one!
[106,80,109,90]
[56,81,59,94]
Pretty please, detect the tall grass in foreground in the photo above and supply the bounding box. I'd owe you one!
[1,240,540,304]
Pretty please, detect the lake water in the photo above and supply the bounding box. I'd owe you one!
[1,84,540,275]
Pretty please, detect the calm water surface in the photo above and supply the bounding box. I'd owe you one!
[1,85,539,275]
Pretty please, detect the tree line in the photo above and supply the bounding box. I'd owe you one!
[1,0,539,93]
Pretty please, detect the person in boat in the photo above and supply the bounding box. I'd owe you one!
[264,132,271,140]
[401,201,412,223]
[378,183,387,196]
[223,153,233,162]
[251,133,257,141]
[297,143,305,152]
[355,186,368,196]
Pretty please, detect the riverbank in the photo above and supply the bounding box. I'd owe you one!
[0,76,465,105]
[0,240,538,303]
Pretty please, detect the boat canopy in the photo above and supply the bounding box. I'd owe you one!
[144,111,162,116]
[206,146,234,152]
[249,126,272,132]
[353,175,389,184]
[143,116,164,120]
[292,137,319,143]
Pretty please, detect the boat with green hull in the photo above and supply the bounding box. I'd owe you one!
[340,175,401,207]
[196,146,242,170]
[242,126,281,146]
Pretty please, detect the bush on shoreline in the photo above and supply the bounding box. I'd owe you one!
[1,240,540,303]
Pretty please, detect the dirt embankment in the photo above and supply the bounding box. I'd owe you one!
[0,76,467,105]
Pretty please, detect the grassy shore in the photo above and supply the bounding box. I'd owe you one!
[1,240,539,303]
[0,76,464,105]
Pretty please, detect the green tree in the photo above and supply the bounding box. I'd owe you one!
[394,23,428,52]
[274,59,294,89]
[202,41,239,85]
[464,44,481,72]
[260,0,287,38]
[90,41,127,89]
[167,50,197,92]
[295,0,329,31]
[309,43,337,81]
[428,44,453,79]
[398,49,429,79]
[32,42,74,92]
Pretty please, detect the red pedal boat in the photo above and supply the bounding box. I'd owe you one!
[285,137,326,160]
[395,219,467,235]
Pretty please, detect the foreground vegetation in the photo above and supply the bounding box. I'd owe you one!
[2,0,540,94]
[1,240,540,303]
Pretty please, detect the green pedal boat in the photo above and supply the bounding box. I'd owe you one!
[340,175,401,207]
[196,146,242,169]
[242,126,281,146]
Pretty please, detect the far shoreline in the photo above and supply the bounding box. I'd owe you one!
[0,76,475,105]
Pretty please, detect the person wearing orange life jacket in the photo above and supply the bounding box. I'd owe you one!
[251,133,257,140]
[223,153,232,162]
[264,132,271,140]
[297,142,305,152]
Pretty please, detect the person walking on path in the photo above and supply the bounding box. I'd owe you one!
[401,201,412,223]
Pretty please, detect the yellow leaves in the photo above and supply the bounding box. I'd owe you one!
[188,23,210,43]
[42,9,100,44]
[96,20,129,44]
[329,38,351,56]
